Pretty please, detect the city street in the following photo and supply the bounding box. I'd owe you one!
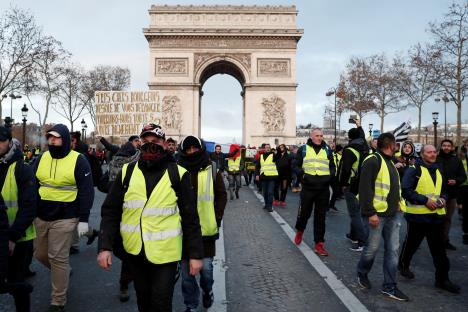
[1,184,467,311]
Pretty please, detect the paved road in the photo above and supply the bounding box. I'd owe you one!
[1,184,467,311]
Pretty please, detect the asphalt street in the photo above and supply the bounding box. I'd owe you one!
[1,183,467,311]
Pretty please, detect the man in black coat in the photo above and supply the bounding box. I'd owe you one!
[436,139,467,250]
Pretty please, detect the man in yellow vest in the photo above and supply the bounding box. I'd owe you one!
[33,124,95,312]
[255,143,279,212]
[399,144,460,294]
[0,127,36,311]
[293,128,335,257]
[356,133,409,301]
[227,148,242,200]
[177,135,227,312]
[97,123,203,312]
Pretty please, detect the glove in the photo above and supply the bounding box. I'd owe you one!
[78,222,89,237]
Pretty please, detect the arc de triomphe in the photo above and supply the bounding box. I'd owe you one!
[143,5,303,146]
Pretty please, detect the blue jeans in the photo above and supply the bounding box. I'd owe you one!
[261,179,275,209]
[344,191,366,244]
[357,212,403,291]
[181,257,214,310]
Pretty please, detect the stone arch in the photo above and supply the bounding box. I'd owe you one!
[194,55,250,87]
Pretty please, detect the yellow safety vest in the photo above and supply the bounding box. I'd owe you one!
[406,166,445,215]
[462,158,468,186]
[228,157,241,173]
[3,161,36,242]
[260,154,278,176]
[303,145,330,176]
[362,153,406,213]
[333,152,342,176]
[197,166,218,237]
[120,163,185,264]
[36,150,79,202]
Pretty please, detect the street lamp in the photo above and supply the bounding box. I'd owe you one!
[21,103,28,148]
[326,88,337,145]
[368,123,373,138]
[8,93,22,124]
[81,118,86,141]
[84,123,88,142]
[424,127,429,144]
[432,112,439,147]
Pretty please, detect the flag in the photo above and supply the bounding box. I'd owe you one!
[392,121,411,143]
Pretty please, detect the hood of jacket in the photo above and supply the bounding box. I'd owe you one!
[0,138,23,165]
[347,137,369,155]
[115,142,138,157]
[47,124,71,159]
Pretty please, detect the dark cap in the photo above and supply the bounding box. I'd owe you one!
[0,126,12,141]
[180,135,202,152]
[140,123,165,139]
[128,135,139,142]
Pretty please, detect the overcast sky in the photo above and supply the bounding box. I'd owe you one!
[2,0,466,143]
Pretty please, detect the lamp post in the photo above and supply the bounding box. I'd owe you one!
[81,118,86,141]
[432,112,439,147]
[326,88,337,145]
[368,123,373,138]
[84,123,88,142]
[424,127,428,144]
[21,104,28,148]
[9,93,22,123]
[441,95,449,139]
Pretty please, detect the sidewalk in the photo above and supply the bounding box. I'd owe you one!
[223,187,347,312]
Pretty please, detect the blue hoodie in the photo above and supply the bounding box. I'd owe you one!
[33,124,94,222]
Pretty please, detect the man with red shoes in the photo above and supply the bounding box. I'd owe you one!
[293,128,335,256]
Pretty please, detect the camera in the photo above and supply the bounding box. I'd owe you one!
[348,114,357,124]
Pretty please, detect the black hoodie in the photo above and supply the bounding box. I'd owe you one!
[33,124,95,222]
[0,139,37,242]
[436,150,467,199]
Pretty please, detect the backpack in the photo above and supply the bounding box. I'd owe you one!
[97,151,140,193]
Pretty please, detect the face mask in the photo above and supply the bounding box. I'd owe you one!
[141,142,164,161]
[48,145,62,155]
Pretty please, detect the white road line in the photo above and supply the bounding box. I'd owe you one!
[212,222,227,312]
[249,185,369,312]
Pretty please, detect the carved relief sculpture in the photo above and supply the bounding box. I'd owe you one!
[258,59,290,77]
[155,58,188,76]
[161,96,182,130]
[261,95,286,132]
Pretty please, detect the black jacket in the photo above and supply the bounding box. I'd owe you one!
[0,140,37,242]
[436,152,467,199]
[33,124,95,222]
[276,151,292,179]
[338,128,368,193]
[99,137,120,159]
[359,151,400,217]
[293,139,335,189]
[402,158,447,223]
[98,153,204,260]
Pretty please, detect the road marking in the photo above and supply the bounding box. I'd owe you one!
[249,185,369,312]
[212,222,227,312]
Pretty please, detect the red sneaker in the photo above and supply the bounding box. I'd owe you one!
[294,231,304,245]
[280,201,286,206]
[272,200,280,206]
[314,242,328,256]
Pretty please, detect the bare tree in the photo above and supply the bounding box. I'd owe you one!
[337,59,376,121]
[430,1,468,145]
[53,64,86,131]
[23,36,71,127]
[368,53,407,132]
[0,7,41,122]
[394,44,440,142]
[80,65,131,128]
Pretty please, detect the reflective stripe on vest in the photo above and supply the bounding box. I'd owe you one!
[3,161,36,242]
[462,159,468,186]
[348,147,360,182]
[228,157,241,172]
[303,145,330,176]
[36,151,79,202]
[406,166,444,215]
[120,163,185,264]
[362,153,405,213]
[260,154,278,176]
[197,166,218,237]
